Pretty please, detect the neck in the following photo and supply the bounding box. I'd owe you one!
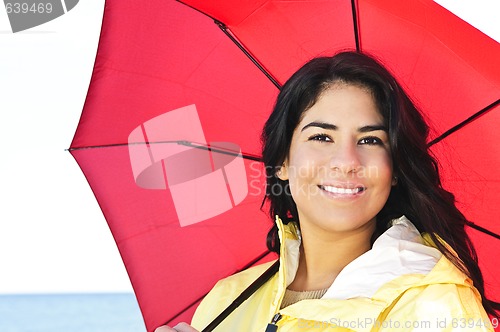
[287,220,375,291]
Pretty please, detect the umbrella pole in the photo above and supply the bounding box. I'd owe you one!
[201,260,280,332]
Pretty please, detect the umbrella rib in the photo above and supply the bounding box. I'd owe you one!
[350,0,361,52]
[175,0,281,89]
[164,250,275,326]
[428,99,500,241]
[215,21,282,90]
[428,99,500,147]
[466,221,500,240]
[67,140,263,162]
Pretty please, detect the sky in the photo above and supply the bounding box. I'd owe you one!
[0,0,499,294]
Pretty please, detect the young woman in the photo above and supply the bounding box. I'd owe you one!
[157,52,498,331]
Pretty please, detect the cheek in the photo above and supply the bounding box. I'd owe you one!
[376,158,394,189]
[360,153,393,183]
[287,152,323,200]
[288,149,323,178]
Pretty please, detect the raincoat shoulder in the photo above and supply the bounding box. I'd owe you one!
[191,218,493,331]
[192,260,280,330]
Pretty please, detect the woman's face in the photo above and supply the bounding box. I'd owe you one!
[278,84,395,235]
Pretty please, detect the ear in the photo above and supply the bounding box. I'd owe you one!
[392,175,398,186]
[276,161,289,181]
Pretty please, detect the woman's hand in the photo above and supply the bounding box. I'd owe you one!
[154,322,199,332]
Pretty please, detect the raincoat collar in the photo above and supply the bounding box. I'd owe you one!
[274,215,474,329]
[276,216,442,298]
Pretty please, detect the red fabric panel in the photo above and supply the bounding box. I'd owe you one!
[468,227,500,304]
[71,146,275,330]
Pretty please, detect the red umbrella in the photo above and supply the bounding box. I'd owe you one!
[69,0,500,331]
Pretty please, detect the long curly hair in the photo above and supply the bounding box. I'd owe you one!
[261,51,499,316]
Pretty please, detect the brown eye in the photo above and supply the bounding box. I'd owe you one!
[308,134,332,142]
[359,136,383,145]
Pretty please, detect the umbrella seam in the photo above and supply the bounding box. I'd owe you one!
[428,99,500,146]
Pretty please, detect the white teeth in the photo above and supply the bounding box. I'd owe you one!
[322,185,363,195]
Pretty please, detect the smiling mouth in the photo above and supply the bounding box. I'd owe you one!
[319,185,365,195]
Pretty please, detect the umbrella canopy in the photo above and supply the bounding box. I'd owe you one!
[70,0,500,330]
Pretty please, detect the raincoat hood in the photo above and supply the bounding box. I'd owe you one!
[192,216,493,331]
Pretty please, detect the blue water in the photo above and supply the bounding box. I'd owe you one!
[0,293,146,332]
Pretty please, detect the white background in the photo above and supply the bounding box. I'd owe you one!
[0,0,499,294]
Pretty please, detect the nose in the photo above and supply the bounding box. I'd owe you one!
[329,141,361,175]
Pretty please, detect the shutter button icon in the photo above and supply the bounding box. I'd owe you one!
[128,105,248,227]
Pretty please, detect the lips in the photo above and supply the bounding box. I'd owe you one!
[319,185,365,195]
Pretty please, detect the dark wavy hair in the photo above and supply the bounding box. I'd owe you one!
[261,51,499,316]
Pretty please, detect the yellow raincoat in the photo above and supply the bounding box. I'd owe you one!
[192,216,494,331]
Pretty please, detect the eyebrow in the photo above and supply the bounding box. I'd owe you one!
[358,125,388,133]
[301,122,337,132]
[301,122,388,133]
